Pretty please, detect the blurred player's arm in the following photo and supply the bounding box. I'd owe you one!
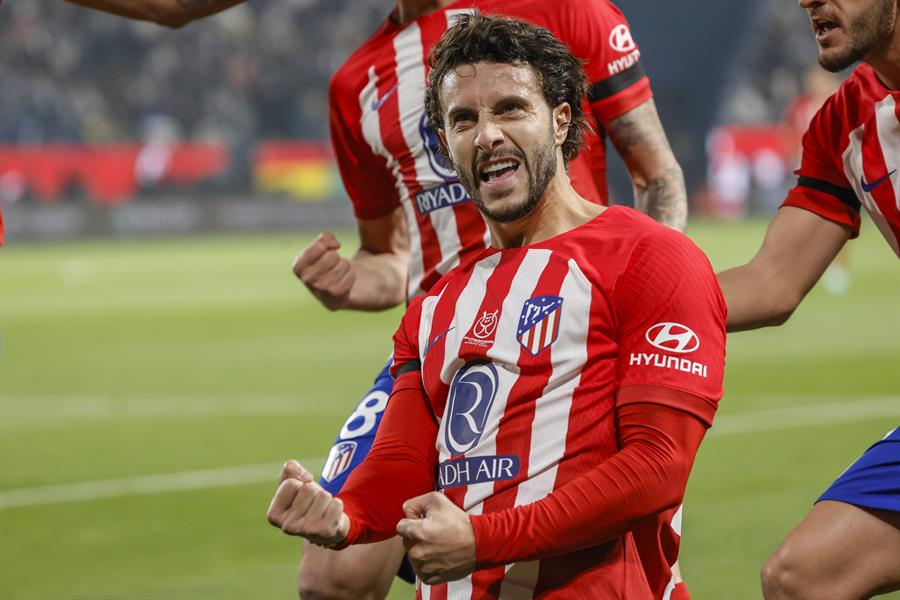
[607,99,687,232]
[292,206,409,312]
[64,0,245,28]
[266,368,438,546]
[717,206,849,332]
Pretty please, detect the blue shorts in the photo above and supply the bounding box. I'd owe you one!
[318,359,416,583]
[319,359,394,495]
[818,427,900,513]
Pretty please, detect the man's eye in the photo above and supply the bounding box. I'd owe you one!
[500,103,522,114]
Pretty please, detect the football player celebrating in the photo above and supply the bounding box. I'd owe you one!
[294,0,689,597]
[717,0,900,598]
[268,13,726,599]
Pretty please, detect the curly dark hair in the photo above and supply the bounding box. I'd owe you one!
[424,11,590,163]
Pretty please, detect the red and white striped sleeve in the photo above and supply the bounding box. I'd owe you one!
[328,72,402,221]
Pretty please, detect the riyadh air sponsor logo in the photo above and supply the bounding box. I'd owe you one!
[631,322,707,378]
[438,454,520,489]
[419,113,457,181]
[415,182,471,215]
[645,322,700,353]
[609,24,636,53]
[321,441,357,483]
[445,361,499,455]
[861,169,896,193]
[463,310,499,348]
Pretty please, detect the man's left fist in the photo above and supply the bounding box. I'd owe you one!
[396,491,476,584]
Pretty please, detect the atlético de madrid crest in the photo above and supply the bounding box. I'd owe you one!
[517,296,563,355]
[321,441,357,483]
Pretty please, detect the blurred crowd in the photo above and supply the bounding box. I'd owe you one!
[0,0,388,145]
[719,1,838,126]
[0,0,849,214]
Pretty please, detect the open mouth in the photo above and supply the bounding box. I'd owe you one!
[813,18,839,41]
[478,159,521,185]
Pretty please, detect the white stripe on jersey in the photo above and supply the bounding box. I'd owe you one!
[418,284,449,358]
[392,24,464,290]
[497,257,593,599]
[844,122,900,256]
[875,95,900,213]
[391,26,436,297]
[357,66,427,292]
[433,252,502,465]
[403,201,428,299]
[441,251,546,600]
[460,250,553,511]
[446,577,472,600]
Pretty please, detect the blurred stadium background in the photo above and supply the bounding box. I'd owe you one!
[1,1,898,598]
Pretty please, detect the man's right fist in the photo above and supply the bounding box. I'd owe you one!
[292,232,356,310]
[266,460,350,548]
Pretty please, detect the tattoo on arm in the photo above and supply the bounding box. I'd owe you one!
[638,165,688,233]
[606,100,688,232]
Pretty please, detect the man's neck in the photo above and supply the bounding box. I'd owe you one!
[393,0,456,24]
[866,24,900,89]
[487,173,605,249]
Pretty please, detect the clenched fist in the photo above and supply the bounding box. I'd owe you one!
[266,460,350,548]
[292,232,356,310]
[396,492,476,584]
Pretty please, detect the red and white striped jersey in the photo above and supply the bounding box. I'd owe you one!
[392,206,726,599]
[784,63,900,256]
[329,0,653,299]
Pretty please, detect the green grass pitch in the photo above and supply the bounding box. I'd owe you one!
[1,219,898,599]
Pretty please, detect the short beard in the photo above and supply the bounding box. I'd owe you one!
[819,0,894,72]
[458,140,558,224]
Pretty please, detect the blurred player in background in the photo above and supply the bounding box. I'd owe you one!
[292,0,690,598]
[268,14,725,599]
[717,0,900,597]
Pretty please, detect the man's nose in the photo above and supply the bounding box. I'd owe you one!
[474,117,503,153]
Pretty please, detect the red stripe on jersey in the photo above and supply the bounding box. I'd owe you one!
[473,257,570,596]
[423,275,474,426]
[442,250,525,512]
[452,203,490,271]
[418,10,446,76]
[429,582,448,600]
[534,282,624,593]
[861,105,900,243]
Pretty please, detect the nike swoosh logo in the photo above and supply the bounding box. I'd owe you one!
[370,83,399,111]
[423,326,454,357]
[861,169,896,193]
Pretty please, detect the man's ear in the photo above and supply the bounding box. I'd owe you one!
[553,103,572,147]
